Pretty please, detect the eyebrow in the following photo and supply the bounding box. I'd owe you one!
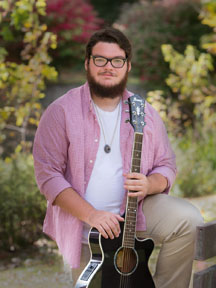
[92,55,127,59]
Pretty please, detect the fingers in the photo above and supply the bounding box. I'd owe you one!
[124,175,144,191]
[123,172,142,179]
[100,221,118,239]
[88,210,124,240]
[123,172,149,197]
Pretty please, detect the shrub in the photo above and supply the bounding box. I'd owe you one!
[171,116,216,198]
[45,0,103,68]
[90,0,139,25]
[116,0,211,91]
[0,0,103,70]
[0,152,46,250]
[161,44,215,134]
[0,0,58,156]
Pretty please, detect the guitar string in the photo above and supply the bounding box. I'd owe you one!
[121,102,146,287]
[120,133,142,287]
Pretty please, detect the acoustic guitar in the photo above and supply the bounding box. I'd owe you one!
[75,94,155,288]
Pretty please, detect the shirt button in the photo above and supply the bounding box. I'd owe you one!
[89,160,93,164]
[95,139,98,142]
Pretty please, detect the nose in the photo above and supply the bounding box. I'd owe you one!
[104,59,113,68]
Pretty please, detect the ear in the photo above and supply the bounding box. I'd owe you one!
[85,59,88,71]
[127,61,131,72]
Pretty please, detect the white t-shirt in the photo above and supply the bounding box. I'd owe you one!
[82,102,125,243]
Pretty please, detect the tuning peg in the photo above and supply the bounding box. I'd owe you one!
[125,119,130,123]
[125,110,130,113]
[124,100,129,104]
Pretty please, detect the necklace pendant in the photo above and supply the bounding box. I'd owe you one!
[104,144,111,153]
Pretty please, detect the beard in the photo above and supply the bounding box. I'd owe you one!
[87,67,129,99]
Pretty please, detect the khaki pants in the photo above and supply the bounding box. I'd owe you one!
[71,194,203,288]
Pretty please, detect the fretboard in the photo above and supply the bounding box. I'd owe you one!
[123,132,143,248]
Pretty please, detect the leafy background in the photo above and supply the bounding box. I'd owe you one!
[0,1,216,286]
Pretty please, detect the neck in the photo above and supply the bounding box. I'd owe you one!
[91,94,121,112]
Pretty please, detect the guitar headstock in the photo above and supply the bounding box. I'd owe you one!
[127,94,146,133]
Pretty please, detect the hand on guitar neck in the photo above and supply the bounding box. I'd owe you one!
[124,172,168,199]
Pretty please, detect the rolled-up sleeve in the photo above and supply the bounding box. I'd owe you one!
[33,103,72,204]
[148,110,177,194]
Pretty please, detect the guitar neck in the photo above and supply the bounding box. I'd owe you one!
[123,132,143,248]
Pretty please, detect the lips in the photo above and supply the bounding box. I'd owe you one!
[99,72,116,77]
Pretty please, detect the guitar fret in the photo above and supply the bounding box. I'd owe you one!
[124,235,136,240]
[124,236,136,241]
[126,218,136,222]
[123,117,145,249]
[132,164,140,167]
[134,144,142,150]
[132,168,140,172]
[127,204,137,208]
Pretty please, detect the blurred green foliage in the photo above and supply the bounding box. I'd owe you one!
[147,0,216,198]
[171,118,216,197]
[0,152,46,250]
[90,0,139,25]
[200,0,216,54]
[0,0,216,252]
[161,44,215,133]
[0,0,56,250]
[116,0,211,92]
[0,0,58,156]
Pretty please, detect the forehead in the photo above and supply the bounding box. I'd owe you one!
[92,42,126,58]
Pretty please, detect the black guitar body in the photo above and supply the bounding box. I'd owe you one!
[75,223,155,288]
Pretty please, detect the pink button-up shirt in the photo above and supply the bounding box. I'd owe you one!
[33,82,176,268]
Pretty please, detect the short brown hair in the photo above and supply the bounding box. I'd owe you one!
[85,27,132,62]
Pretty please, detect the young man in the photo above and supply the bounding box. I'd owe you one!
[33,27,203,288]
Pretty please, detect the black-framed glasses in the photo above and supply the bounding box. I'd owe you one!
[90,55,127,68]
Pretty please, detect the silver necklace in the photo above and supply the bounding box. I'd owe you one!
[93,101,121,153]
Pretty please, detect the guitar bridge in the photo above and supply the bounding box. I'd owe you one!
[80,261,100,281]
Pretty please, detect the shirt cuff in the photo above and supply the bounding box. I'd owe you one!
[148,167,176,194]
[42,176,72,204]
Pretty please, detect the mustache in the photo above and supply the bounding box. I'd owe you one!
[98,71,117,77]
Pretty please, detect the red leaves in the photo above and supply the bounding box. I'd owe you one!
[46,0,103,44]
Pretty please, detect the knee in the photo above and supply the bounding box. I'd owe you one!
[173,201,204,240]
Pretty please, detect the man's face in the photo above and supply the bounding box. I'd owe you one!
[85,42,131,98]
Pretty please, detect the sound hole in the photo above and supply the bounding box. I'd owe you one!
[115,247,138,275]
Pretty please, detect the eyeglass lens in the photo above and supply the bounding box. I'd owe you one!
[93,56,126,68]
